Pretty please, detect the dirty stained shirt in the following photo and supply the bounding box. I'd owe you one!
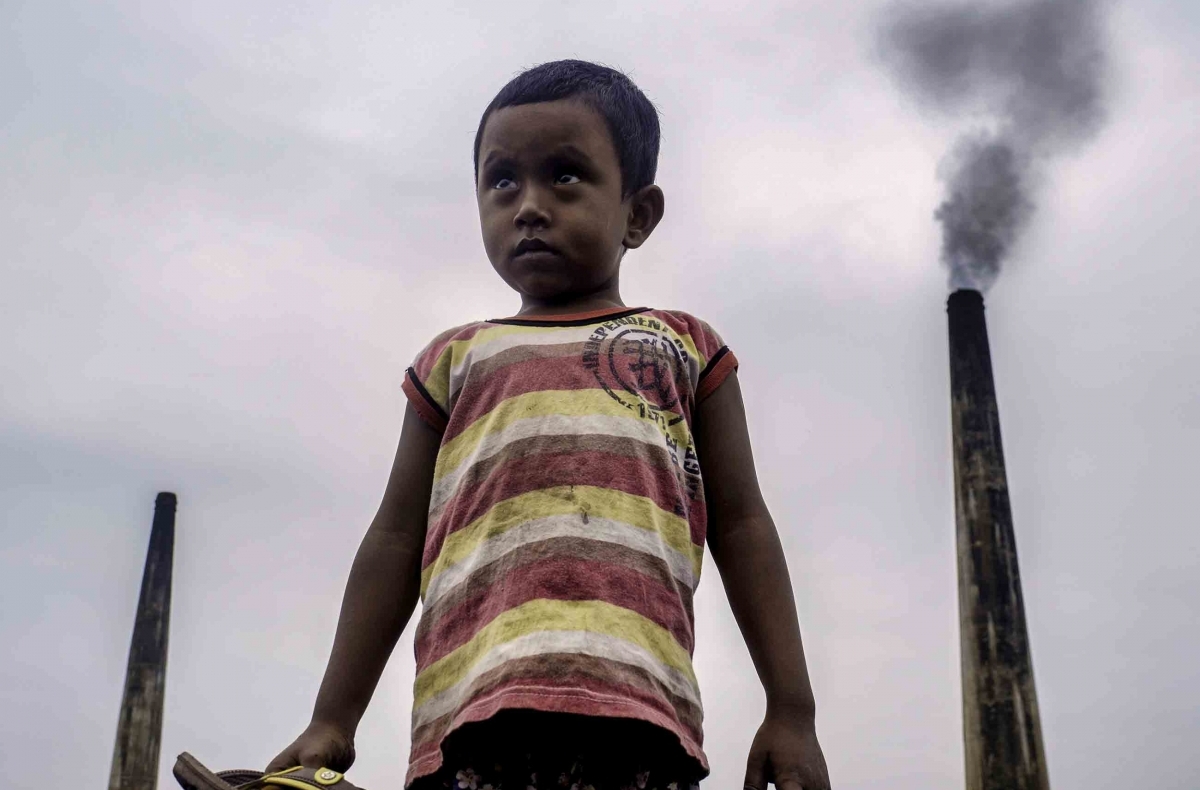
[400,305,738,787]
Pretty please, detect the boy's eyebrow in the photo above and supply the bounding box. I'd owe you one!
[548,144,594,162]
[480,144,596,169]
[547,144,597,163]
[481,150,515,168]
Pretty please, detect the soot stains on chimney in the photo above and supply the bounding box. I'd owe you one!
[948,291,1049,790]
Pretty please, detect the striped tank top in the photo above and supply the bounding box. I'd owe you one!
[400,306,738,785]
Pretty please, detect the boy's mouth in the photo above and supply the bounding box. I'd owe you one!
[513,238,561,259]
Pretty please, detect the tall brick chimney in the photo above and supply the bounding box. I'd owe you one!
[108,492,176,790]
[947,290,1049,790]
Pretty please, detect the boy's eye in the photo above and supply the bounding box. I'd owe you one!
[493,177,517,190]
[555,173,581,185]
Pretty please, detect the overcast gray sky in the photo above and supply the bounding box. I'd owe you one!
[2,1,1197,788]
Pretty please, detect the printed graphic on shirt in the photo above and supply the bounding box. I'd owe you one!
[583,315,689,420]
[581,314,702,513]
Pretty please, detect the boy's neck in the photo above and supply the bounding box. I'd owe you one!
[514,287,627,318]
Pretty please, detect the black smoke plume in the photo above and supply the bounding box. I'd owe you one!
[880,0,1107,290]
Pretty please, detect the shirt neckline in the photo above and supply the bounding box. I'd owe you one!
[487,306,652,327]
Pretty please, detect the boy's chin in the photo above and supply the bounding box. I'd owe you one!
[511,277,589,303]
[505,270,620,305]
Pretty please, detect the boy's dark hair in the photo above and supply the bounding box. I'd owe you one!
[473,60,661,198]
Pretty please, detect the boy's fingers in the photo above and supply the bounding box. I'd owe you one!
[785,764,832,790]
[743,750,767,790]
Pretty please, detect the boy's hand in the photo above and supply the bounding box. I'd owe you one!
[743,711,831,790]
[266,720,356,774]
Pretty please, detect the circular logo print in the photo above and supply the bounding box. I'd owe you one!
[583,322,689,425]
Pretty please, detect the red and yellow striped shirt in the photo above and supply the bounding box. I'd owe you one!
[401,306,737,785]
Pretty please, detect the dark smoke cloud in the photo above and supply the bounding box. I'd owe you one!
[879,0,1107,290]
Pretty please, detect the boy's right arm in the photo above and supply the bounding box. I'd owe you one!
[266,403,442,773]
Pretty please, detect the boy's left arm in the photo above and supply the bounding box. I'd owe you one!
[694,371,831,790]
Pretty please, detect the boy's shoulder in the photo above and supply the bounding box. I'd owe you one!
[409,319,491,360]
[646,307,724,333]
[644,309,731,356]
[426,318,491,345]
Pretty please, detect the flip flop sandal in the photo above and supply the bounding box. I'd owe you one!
[173,752,365,790]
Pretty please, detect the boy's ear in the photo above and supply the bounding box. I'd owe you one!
[623,185,665,250]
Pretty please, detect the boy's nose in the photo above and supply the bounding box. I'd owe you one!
[514,186,551,229]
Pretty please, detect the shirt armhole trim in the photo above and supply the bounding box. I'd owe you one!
[403,367,449,433]
[696,347,738,402]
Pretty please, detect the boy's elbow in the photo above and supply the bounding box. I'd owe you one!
[707,508,777,553]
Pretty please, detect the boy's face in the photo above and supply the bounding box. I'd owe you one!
[476,99,659,308]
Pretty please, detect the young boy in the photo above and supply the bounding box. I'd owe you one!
[266,60,830,790]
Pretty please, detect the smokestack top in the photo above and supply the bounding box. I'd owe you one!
[948,290,988,341]
[947,288,984,311]
[154,492,177,511]
[947,288,992,383]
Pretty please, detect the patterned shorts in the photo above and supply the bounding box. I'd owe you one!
[423,755,700,790]
[414,711,702,790]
